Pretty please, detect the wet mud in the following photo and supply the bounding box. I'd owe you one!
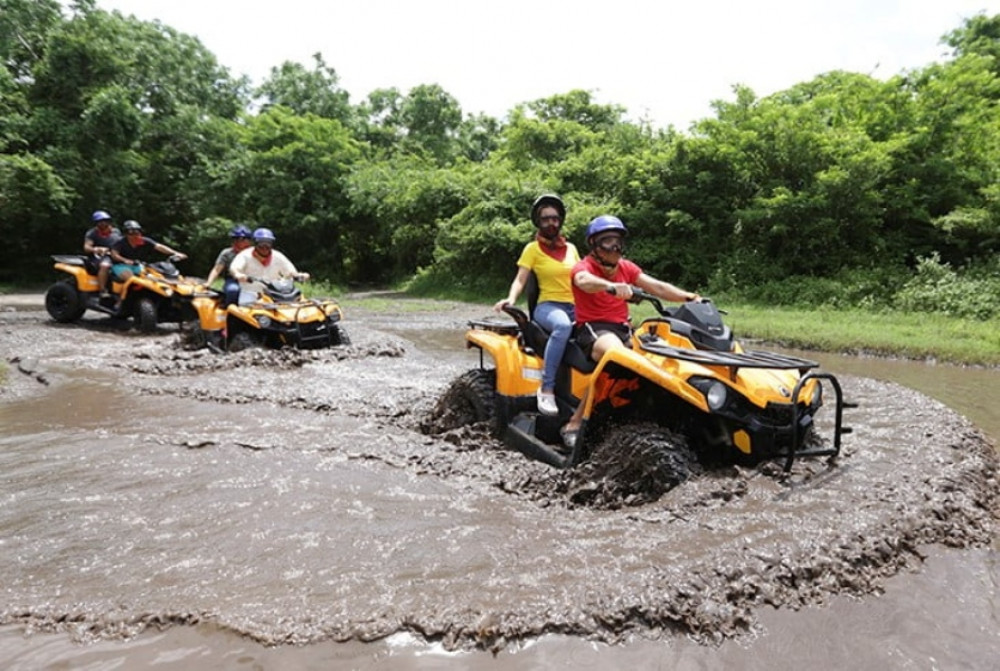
[0,300,997,656]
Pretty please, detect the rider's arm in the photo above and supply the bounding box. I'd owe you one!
[494,266,531,312]
[109,246,132,264]
[573,268,627,295]
[635,273,698,302]
[206,263,224,286]
[154,242,186,260]
[229,255,248,282]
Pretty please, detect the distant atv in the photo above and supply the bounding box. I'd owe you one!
[45,254,201,333]
[187,277,349,352]
[437,288,853,486]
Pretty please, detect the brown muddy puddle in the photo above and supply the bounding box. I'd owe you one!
[0,302,998,668]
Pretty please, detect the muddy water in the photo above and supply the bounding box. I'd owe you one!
[0,300,998,669]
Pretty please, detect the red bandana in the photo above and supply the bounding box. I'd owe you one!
[536,232,567,262]
[253,250,273,267]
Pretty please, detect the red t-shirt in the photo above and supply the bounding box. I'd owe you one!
[571,255,642,325]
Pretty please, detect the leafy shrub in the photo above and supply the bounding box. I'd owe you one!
[892,254,1000,319]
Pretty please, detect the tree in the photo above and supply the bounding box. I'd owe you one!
[256,53,354,126]
[398,83,463,163]
[207,107,362,280]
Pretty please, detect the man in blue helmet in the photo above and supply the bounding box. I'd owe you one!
[559,215,700,448]
[228,227,310,303]
[205,224,253,306]
[83,210,122,298]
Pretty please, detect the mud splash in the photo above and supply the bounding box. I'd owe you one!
[0,304,997,654]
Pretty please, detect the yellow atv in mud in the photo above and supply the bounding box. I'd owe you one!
[45,254,201,333]
[442,287,853,483]
[187,277,349,352]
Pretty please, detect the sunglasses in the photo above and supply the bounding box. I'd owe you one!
[126,230,143,235]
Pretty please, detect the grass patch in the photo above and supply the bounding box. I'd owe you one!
[660,303,1000,367]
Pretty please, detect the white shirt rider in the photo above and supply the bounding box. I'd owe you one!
[228,234,309,302]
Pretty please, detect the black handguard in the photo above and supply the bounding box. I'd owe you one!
[626,285,648,304]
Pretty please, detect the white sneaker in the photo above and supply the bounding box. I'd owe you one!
[536,390,558,416]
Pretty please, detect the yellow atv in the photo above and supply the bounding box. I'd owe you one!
[187,277,349,352]
[45,254,201,333]
[441,287,853,483]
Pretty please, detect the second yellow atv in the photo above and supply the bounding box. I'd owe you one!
[187,278,349,352]
[436,288,853,486]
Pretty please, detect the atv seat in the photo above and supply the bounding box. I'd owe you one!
[506,305,596,374]
[53,254,97,275]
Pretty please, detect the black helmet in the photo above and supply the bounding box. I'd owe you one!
[530,194,566,228]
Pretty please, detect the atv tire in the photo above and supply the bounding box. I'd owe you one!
[568,421,699,507]
[227,331,260,353]
[423,368,497,434]
[45,281,86,323]
[332,324,351,346]
[135,297,158,333]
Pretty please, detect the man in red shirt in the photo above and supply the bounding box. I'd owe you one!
[560,215,699,448]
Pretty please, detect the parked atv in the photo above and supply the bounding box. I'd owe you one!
[45,254,201,333]
[437,288,853,484]
[186,277,349,352]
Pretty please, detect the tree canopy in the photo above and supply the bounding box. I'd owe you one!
[2,2,997,320]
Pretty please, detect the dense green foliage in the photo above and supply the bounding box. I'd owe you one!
[2,2,998,319]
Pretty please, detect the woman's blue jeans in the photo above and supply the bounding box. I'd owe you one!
[222,278,241,306]
[533,301,575,392]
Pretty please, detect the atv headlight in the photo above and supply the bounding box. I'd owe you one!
[705,381,728,411]
[688,376,731,412]
[811,382,822,407]
[257,315,272,328]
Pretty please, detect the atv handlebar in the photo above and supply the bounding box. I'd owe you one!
[623,286,719,316]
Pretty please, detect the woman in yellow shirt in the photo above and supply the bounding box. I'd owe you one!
[494,194,581,416]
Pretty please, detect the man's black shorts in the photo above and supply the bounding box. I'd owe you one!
[575,321,632,359]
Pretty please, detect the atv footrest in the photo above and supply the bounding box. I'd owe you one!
[506,413,571,469]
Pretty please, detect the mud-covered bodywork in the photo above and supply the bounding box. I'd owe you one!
[45,254,202,333]
[448,291,853,477]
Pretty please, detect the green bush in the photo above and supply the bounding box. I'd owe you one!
[892,254,1000,320]
[708,266,905,310]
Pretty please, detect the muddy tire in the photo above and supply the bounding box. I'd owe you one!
[422,368,496,434]
[45,281,86,323]
[178,320,207,350]
[227,331,259,353]
[332,324,351,346]
[564,421,699,508]
[136,297,158,333]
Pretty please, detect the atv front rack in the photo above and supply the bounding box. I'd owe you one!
[783,371,856,472]
[637,336,819,373]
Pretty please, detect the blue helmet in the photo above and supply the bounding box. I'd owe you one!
[585,215,627,246]
[230,224,252,238]
[252,227,276,244]
[91,210,112,223]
